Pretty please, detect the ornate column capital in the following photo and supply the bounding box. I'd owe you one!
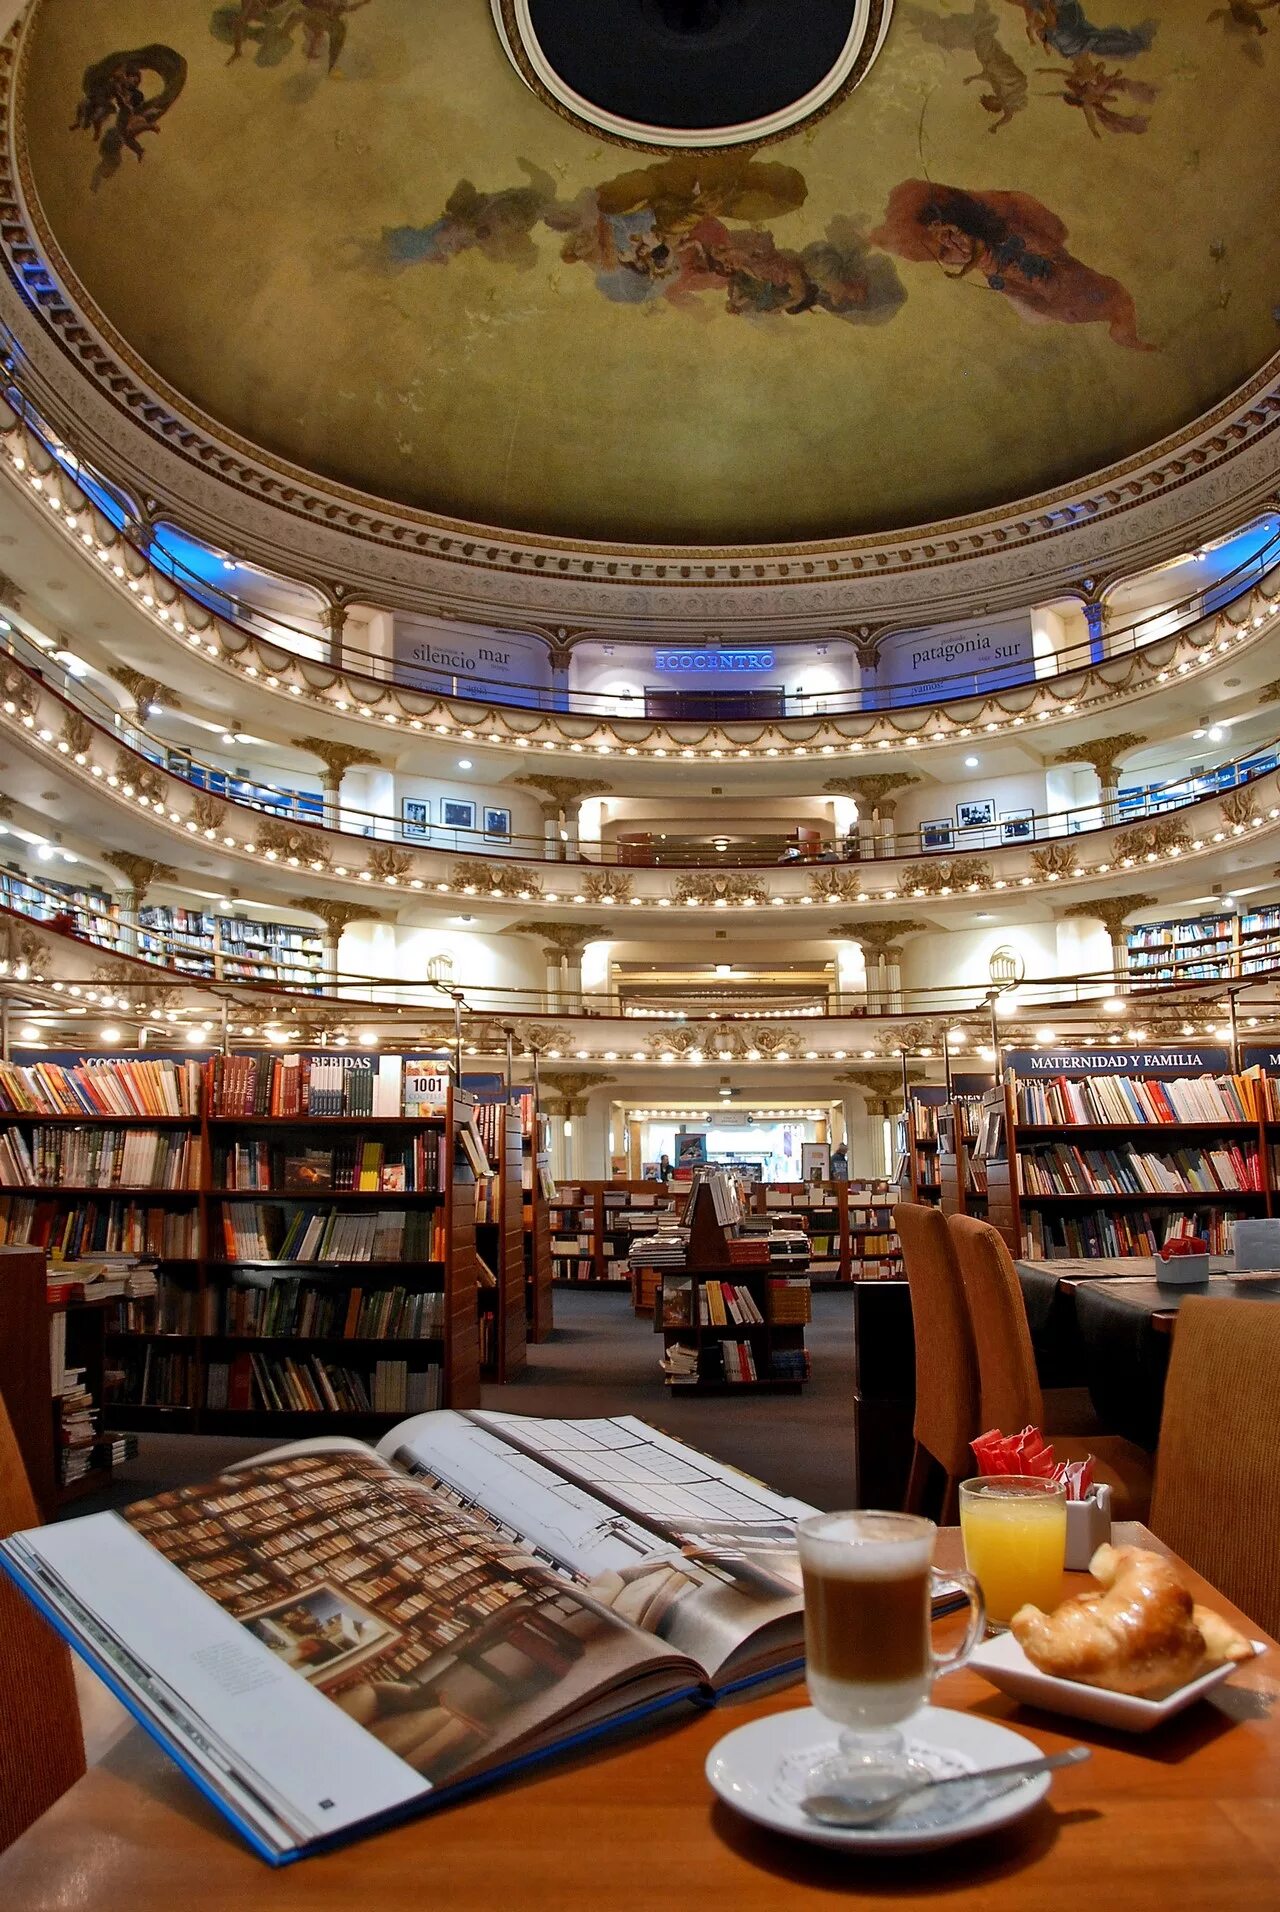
[823,773,920,807]
[541,1069,615,1104]
[102,852,178,901]
[509,774,611,817]
[828,918,928,954]
[1051,731,1147,786]
[291,736,383,782]
[507,920,608,958]
[107,667,181,713]
[1062,892,1157,940]
[293,896,386,939]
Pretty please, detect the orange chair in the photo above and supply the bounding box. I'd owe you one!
[0,1386,86,1852]
[893,1204,980,1522]
[947,1215,1153,1522]
[1150,1296,1280,1639]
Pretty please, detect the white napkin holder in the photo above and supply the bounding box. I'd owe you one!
[1064,1481,1112,1571]
[1153,1250,1210,1286]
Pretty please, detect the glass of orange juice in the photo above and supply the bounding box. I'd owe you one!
[959,1476,1067,1630]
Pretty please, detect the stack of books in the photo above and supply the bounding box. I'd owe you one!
[699,1281,765,1326]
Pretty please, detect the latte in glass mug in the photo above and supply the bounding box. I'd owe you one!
[798,1511,984,1747]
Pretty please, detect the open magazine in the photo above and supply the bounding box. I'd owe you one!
[1,1411,825,1864]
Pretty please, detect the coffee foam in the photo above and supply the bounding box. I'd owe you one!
[799,1516,933,1582]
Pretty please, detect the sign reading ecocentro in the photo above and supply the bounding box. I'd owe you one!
[653,650,776,673]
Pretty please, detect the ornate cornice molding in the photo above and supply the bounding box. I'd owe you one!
[1,21,1278,635]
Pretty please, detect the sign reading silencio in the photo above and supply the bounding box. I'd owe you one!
[1005,1048,1231,1075]
[652,649,776,673]
[393,622,551,692]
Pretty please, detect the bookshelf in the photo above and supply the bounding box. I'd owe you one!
[1124,907,1280,984]
[982,1045,1269,1258]
[517,1093,554,1341]
[471,1093,527,1383]
[0,1243,57,1518]
[0,1051,484,1437]
[653,1180,810,1395]
[551,1180,682,1287]
[137,905,325,989]
[753,1182,898,1282]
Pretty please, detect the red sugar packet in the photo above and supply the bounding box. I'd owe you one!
[1157,1235,1208,1260]
[971,1425,1096,1500]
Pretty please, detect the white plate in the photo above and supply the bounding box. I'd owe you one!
[705,1704,1053,1855]
[971,1630,1266,1732]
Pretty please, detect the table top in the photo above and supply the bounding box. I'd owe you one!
[3,1525,1277,1910]
[1017,1258,1236,1281]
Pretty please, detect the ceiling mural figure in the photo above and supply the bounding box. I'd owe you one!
[212,0,375,77]
[870,180,1152,347]
[69,44,187,187]
[380,153,907,323]
[1206,0,1280,65]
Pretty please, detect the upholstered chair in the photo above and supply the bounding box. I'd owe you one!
[893,1204,981,1522]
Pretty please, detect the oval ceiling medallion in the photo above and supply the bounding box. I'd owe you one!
[492,0,892,149]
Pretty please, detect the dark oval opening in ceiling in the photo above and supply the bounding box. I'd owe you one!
[524,0,860,133]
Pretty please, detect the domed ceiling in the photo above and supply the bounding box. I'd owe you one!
[13,0,1280,547]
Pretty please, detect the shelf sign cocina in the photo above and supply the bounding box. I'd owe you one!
[1005,1048,1231,1075]
[652,650,776,673]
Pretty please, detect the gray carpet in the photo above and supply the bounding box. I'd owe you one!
[72,1289,860,1516]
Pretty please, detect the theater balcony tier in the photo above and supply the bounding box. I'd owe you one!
[0,389,1278,768]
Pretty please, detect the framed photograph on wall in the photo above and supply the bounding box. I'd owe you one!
[441,798,476,831]
[956,798,996,830]
[920,818,954,852]
[402,797,430,839]
[483,806,511,841]
[801,1141,831,1183]
[999,809,1034,843]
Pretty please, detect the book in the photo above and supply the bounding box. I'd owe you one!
[1,1412,834,1865]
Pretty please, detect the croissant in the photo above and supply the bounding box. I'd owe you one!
[1011,1543,1251,1698]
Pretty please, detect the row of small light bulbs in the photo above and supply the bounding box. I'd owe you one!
[12,432,1277,762]
[11,688,1280,911]
[628,1109,829,1120]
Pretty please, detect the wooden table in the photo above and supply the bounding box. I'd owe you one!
[3,1526,1277,1909]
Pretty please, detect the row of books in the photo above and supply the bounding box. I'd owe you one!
[1017,1142,1264,1197]
[55,1369,100,1486]
[204,1354,443,1415]
[210,1280,447,1342]
[0,1197,198,1259]
[0,1125,199,1190]
[212,1134,450,1192]
[0,1058,201,1118]
[1020,1207,1244,1258]
[206,1053,393,1119]
[219,1204,445,1264]
[717,1339,761,1383]
[1014,1073,1261,1126]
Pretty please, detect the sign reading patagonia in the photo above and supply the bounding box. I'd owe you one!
[1005,1047,1230,1075]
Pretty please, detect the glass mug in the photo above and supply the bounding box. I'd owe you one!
[959,1475,1068,1630]
[797,1510,984,1801]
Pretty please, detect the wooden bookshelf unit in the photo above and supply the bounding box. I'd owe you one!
[654,1182,810,1395]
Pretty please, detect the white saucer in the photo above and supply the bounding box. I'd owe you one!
[705,1704,1053,1855]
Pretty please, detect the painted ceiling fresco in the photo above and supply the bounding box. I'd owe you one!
[16,0,1280,544]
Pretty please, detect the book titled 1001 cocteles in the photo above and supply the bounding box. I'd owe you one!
[0,1412,818,1865]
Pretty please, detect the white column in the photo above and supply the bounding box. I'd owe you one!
[563,804,580,861]
[884,945,904,1016]
[564,952,583,1012]
[543,814,560,858]
[543,947,564,1014]
[856,807,876,859]
[875,800,898,859]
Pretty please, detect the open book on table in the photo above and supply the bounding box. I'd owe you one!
[1,1411,815,1863]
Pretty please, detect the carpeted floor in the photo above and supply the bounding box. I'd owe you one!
[71,1288,861,1516]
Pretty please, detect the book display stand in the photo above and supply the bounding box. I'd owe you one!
[654,1181,811,1395]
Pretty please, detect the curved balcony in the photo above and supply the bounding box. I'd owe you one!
[5,901,1280,1063]
[4,371,1280,762]
[5,634,1280,906]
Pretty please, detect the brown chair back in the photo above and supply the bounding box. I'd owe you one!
[0,1387,86,1852]
[893,1204,980,1477]
[948,1214,1044,1434]
[1151,1296,1280,1639]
